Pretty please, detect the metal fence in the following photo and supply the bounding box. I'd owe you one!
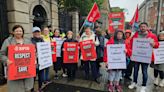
[0,0,9,47]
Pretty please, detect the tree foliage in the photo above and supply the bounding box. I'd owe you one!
[58,0,104,16]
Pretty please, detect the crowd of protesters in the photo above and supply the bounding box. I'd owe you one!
[0,22,164,92]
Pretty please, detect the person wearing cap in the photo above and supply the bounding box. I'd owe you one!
[124,29,134,80]
[31,27,44,92]
[151,31,164,87]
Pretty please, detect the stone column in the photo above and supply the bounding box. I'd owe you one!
[7,0,31,37]
[69,11,79,38]
[51,1,59,30]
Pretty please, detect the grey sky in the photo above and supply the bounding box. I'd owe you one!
[109,0,144,21]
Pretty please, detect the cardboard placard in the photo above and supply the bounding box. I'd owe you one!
[63,42,79,63]
[107,44,126,69]
[131,38,153,63]
[37,42,53,70]
[154,42,164,64]
[80,40,97,61]
[8,44,36,80]
[51,42,56,62]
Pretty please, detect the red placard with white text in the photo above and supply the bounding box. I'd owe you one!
[80,40,97,61]
[63,42,79,63]
[108,12,125,33]
[51,42,56,62]
[8,44,36,80]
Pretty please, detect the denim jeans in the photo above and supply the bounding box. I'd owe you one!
[133,62,149,86]
[108,70,122,82]
[43,67,49,82]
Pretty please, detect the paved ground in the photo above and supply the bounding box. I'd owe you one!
[0,62,164,92]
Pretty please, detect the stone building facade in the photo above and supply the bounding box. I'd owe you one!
[7,0,59,37]
[0,0,59,75]
[139,0,164,33]
[99,0,111,31]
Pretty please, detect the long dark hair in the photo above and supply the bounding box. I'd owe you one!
[12,25,25,37]
[113,30,125,41]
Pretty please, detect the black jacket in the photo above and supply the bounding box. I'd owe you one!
[61,38,78,59]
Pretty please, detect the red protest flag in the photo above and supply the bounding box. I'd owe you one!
[51,42,57,62]
[63,42,79,63]
[8,44,36,80]
[80,40,97,61]
[87,2,101,22]
[129,5,139,26]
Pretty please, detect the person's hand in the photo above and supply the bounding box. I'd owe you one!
[124,49,127,53]
[7,59,13,66]
[92,40,97,45]
[76,34,80,41]
[35,60,37,65]
[91,58,96,61]
[62,48,65,51]
[149,38,155,47]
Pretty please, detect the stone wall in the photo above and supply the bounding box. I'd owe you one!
[7,0,59,37]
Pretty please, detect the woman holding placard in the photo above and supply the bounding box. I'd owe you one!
[151,31,164,87]
[41,26,51,84]
[61,31,78,81]
[79,26,101,83]
[0,25,34,92]
[104,30,131,92]
[51,29,67,79]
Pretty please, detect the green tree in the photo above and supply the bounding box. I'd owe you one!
[58,0,104,16]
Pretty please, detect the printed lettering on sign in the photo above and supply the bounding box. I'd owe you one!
[8,44,36,80]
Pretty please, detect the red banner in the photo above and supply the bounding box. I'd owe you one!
[108,12,125,33]
[80,40,97,61]
[87,2,101,22]
[129,5,139,26]
[51,42,56,62]
[63,42,79,63]
[8,44,36,80]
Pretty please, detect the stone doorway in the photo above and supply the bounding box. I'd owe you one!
[0,0,8,47]
[33,5,48,28]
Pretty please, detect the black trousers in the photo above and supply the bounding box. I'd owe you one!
[65,63,77,79]
[125,61,135,78]
[83,61,99,79]
[154,69,164,79]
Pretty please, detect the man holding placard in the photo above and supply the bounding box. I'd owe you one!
[128,22,159,92]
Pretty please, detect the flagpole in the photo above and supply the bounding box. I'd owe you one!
[78,2,96,34]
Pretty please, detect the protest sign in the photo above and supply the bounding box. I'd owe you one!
[54,38,64,57]
[37,42,53,70]
[108,12,125,33]
[8,44,36,80]
[51,42,56,62]
[154,42,164,64]
[80,40,97,61]
[63,42,79,63]
[107,44,126,69]
[131,38,153,63]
